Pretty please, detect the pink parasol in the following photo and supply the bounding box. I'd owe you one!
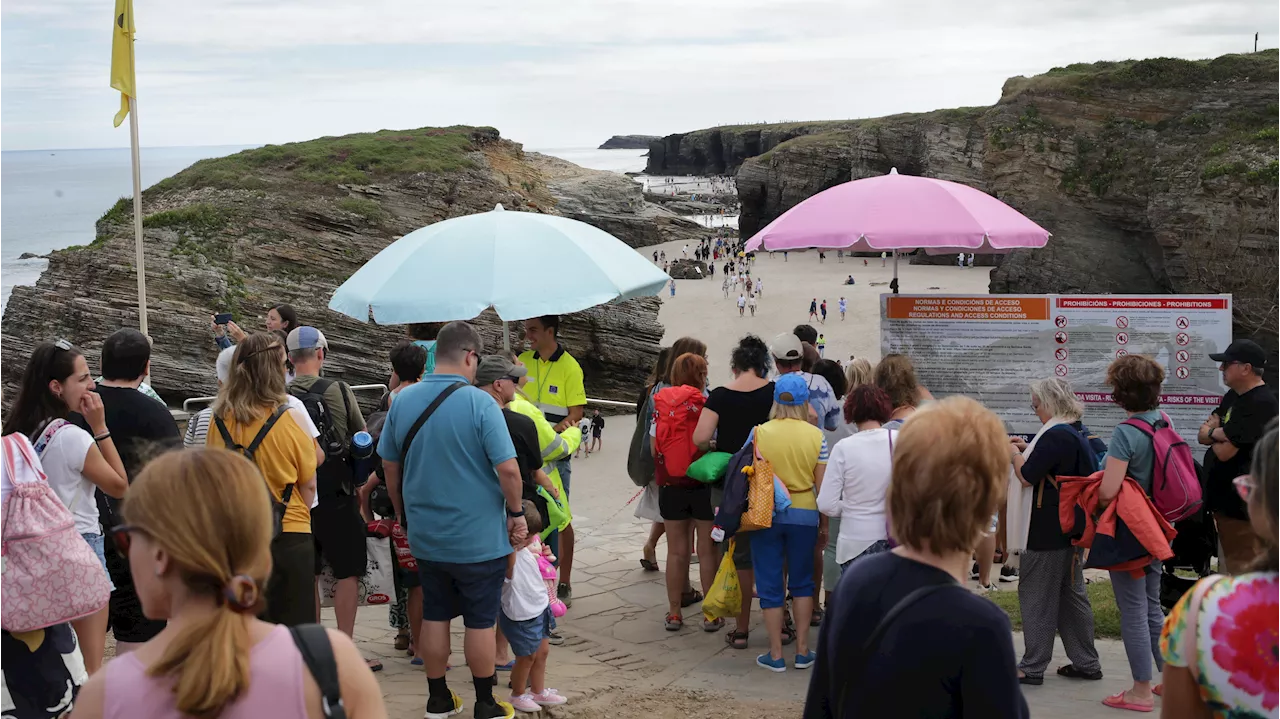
[743,168,1050,290]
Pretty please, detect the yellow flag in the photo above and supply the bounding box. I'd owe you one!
[110,0,135,127]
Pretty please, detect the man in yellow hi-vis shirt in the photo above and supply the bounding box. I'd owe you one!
[518,315,586,614]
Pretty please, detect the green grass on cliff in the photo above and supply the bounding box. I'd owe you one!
[142,204,229,232]
[152,126,488,192]
[1012,49,1278,94]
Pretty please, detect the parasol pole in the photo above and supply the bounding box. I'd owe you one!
[502,321,510,352]
[891,249,899,294]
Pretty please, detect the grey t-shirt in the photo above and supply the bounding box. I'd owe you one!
[1105,409,1164,495]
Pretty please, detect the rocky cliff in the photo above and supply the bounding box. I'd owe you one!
[1,127,695,406]
[678,51,1277,369]
[599,135,660,150]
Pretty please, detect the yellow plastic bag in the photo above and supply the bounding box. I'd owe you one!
[702,539,742,620]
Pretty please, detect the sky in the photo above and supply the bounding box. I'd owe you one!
[2,0,1276,151]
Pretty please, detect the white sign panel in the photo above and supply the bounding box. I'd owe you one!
[880,294,1232,456]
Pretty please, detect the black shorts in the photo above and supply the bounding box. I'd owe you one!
[418,557,507,629]
[659,484,714,522]
[264,532,316,627]
[311,495,368,580]
[591,429,602,438]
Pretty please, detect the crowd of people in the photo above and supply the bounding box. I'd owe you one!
[2,288,1276,719]
[628,326,1278,718]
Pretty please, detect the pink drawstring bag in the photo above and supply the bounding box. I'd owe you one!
[2,433,111,633]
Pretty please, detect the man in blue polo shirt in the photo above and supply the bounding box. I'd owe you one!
[380,321,527,719]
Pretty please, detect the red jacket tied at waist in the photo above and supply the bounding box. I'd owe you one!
[1058,471,1175,578]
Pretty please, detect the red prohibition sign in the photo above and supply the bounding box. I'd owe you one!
[1116,316,1129,329]
[1055,315,1068,328]
[1116,349,1129,358]
[1055,347,1069,361]
[1175,366,1190,379]
[1055,364,1069,377]
[1055,331,1068,344]
[1116,332,1129,345]
[1176,350,1190,363]
[1176,333,1191,346]
[1176,316,1190,329]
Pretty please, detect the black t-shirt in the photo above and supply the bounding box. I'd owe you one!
[502,408,542,495]
[1019,422,1098,551]
[804,552,1029,719]
[591,415,605,432]
[71,385,181,480]
[1205,384,1278,519]
[704,383,775,454]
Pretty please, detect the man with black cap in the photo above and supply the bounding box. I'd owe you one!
[1200,339,1277,574]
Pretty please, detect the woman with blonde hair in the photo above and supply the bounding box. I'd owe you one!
[69,448,384,719]
[750,375,829,672]
[874,354,926,430]
[843,358,873,394]
[206,332,319,628]
[804,397,1029,718]
[1006,377,1102,685]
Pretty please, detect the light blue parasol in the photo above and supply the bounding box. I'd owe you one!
[329,204,671,328]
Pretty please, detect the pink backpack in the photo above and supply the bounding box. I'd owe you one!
[1121,411,1203,523]
[2,432,112,632]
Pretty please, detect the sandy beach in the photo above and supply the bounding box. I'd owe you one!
[647,238,995,384]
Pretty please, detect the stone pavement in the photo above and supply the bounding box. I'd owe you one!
[338,422,1154,718]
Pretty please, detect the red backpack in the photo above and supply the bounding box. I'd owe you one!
[1121,411,1203,522]
[652,385,705,478]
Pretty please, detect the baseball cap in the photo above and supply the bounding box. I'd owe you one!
[771,332,803,361]
[216,345,236,383]
[474,355,528,387]
[774,374,810,406]
[286,326,328,353]
[1209,339,1267,369]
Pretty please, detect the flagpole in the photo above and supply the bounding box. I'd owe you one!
[127,96,148,336]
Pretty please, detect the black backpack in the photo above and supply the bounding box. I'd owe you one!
[289,624,347,719]
[289,378,354,498]
[213,405,293,537]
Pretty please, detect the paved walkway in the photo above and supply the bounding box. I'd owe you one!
[340,422,1150,718]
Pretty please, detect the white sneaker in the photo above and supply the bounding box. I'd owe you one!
[532,689,568,707]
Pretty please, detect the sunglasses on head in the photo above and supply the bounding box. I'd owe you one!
[110,524,141,555]
[53,338,74,351]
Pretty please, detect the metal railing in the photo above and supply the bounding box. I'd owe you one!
[181,383,390,412]
[180,387,637,413]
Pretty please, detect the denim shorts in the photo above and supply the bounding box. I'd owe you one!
[82,532,116,592]
[498,607,552,657]
[418,557,507,629]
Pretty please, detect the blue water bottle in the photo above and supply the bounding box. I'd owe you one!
[351,430,374,486]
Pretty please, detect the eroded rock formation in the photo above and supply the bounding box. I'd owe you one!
[1,128,682,406]
[658,52,1279,372]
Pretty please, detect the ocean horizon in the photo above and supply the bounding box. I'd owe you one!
[0,145,648,313]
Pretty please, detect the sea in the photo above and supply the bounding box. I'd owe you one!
[0,146,649,313]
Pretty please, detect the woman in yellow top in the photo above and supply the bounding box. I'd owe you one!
[750,373,829,673]
[207,332,319,627]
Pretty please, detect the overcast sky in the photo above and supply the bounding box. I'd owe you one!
[2,0,1276,151]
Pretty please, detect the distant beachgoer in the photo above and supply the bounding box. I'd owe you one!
[845,275,855,286]
[682,244,689,259]
[839,297,847,321]
[819,252,826,264]
[738,294,747,316]
[723,277,731,298]
[670,279,676,297]
[880,252,886,267]
[820,301,828,324]
[967,253,976,268]
[653,251,658,263]
[749,294,758,316]
[863,259,868,267]
[958,252,965,268]
[809,299,818,323]
[756,278,763,296]
[817,335,826,358]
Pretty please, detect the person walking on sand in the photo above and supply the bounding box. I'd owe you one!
[749,293,758,317]
[839,297,847,321]
[817,335,826,358]
[809,299,819,323]
[738,293,747,317]
[723,276,732,298]
[820,300,828,325]
[669,279,676,297]
[756,277,763,296]
[880,252,886,267]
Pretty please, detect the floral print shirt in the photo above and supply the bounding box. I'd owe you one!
[1160,572,1278,718]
